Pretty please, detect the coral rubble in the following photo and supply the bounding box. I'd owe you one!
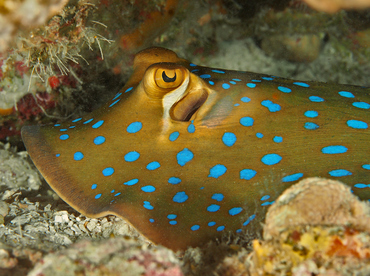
[248,178,370,275]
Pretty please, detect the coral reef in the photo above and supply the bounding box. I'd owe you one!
[248,178,370,275]
[0,0,68,52]
[27,237,183,276]
[0,143,41,191]
[0,0,369,275]
[303,0,370,13]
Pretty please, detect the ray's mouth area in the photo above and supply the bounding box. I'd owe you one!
[170,89,208,121]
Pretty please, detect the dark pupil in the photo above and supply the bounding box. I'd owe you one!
[162,71,177,83]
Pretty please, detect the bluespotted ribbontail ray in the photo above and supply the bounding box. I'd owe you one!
[22,47,369,251]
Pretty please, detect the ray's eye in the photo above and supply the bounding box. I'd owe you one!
[155,69,183,89]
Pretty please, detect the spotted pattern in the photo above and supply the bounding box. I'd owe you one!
[127,122,143,133]
[21,47,370,252]
[261,154,282,165]
[261,100,281,112]
[177,148,193,166]
[208,164,227,178]
[222,132,236,147]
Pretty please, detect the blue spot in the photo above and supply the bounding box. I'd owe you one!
[329,169,352,177]
[233,79,241,81]
[169,221,177,225]
[278,86,291,93]
[252,79,261,82]
[191,225,200,231]
[149,218,154,223]
[261,154,282,165]
[94,136,106,145]
[177,148,193,166]
[114,193,121,196]
[167,214,177,219]
[143,201,153,210]
[72,118,82,123]
[146,161,160,170]
[208,222,216,226]
[309,96,324,102]
[200,74,211,79]
[173,192,188,203]
[211,193,224,202]
[338,91,355,98]
[240,169,257,180]
[354,184,369,189]
[294,82,310,87]
[363,164,370,170]
[217,226,225,231]
[112,93,122,100]
[124,151,140,162]
[92,120,104,129]
[304,110,318,118]
[261,100,281,112]
[261,201,274,206]
[54,124,61,126]
[304,122,319,130]
[262,77,273,81]
[102,167,114,176]
[69,126,75,129]
[229,207,243,216]
[236,229,242,233]
[125,87,133,93]
[188,122,195,133]
[208,164,227,178]
[273,136,283,143]
[347,120,368,129]
[243,214,256,226]
[212,69,225,74]
[222,83,230,89]
[207,204,220,212]
[60,134,69,140]
[124,179,138,186]
[141,185,156,193]
[95,194,102,199]
[209,81,214,85]
[230,81,236,84]
[234,103,240,106]
[256,133,263,138]
[127,122,142,133]
[111,190,115,193]
[109,99,120,107]
[322,145,348,154]
[74,152,84,161]
[261,195,270,201]
[191,69,199,73]
[282,173,304,182]
[169,131,179,141]
[241,97,251,102]
[190,63,197,67]
[83,118,94,124]
[56,153,60,157]
[60,129,68,132]
[222,132,236,146]
[168,177,182,184]
[91,184,97,189]
[240,117,254,127]
[246,83,256,88]
[353,102,370,109]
